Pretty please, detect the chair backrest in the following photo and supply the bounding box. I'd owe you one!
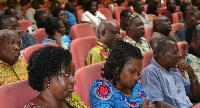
[74,62,104,107]
[108,3,119,15]
[114,6,126,23]
[176,6,180,12]
[23,43,58,64]
[130,6,134,12]
[71,23,96,40]
[70,36,99,70]
[34,28,48,44]
[143,27,154,42]
[0,80,40,108]
[22,3,31,16]
[177,41,189,58]
[172,12,183,24]
[193,103,200,108]
[121,2,128,8]
[171,23,184,33]
[98,8,113,19]
[98,4,105,8]
[75,5,84,11]
[18,20,33,31]
[77,9,84,24]
[120,31,127,40]
[142,51,154,70]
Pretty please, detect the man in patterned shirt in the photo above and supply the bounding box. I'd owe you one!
[0,29,28,86]
[85,20,121,65]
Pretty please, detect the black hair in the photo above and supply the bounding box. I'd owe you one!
[120,9,132,19]
[44,17,60,37]
[153,38,176,56]
[7,0,17,3]
[52,8,64,17]
[180,4,189,12]
[132,0,141,8]
[84,0,97,11]
[124,14,139,30]
[0,15,13,30]
[185,23,200,45]
[4,8,13,15]
[147,1,160,16]
[34,10,46,20]
[51,1,60,6]
[28,46,72,92]
[102,40,143,85]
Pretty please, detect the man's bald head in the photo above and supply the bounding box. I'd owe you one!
[98,19,121,46]
[153,16,172,35]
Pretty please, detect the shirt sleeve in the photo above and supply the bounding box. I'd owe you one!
[85,48,102,65]
[90,79,114,108]
[141,67,164,102]
[179,72,191,94]
[81,13,91,23]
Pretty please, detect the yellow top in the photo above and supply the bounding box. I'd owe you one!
[0,57,28,86]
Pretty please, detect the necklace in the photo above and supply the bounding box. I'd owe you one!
[65,93,88,108]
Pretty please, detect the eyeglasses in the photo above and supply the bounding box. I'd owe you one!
[105,29,122,37]
[59,14,68,18]
[127,14,137,26]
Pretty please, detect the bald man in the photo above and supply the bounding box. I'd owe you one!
[85,19,121,65]
[0,29,28,86]
[150,16,180,47]
[161,0,176,22]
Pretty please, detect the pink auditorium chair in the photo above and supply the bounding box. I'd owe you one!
[0,80,39,108]
[23,43,58,64]
[98,4,105,8]
[70,36,99,70]
[77,9,84,24]
[120,31,127,40]
[71,23,96,40]
[121,2,128,8]
[193,103,200,108]
[172,12,183,24]
[140,51,154,83]
[171,23,184,33]
[74,62,105,107]
[34,28,48,44]
[143,27,154,42]
[114,6,126,23]
[22,3,31,16]
[98,8,113,19]
[75,5,84,11]
[130,6,134,12]
[177,41,189,58]
[18,20,33,31]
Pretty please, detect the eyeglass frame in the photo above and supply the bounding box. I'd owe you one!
[105,29,122,37]
[127,14,138,26]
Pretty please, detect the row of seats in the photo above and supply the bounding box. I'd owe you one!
[0,39,190,107]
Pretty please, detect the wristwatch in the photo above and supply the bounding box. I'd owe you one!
[190,76,198,82]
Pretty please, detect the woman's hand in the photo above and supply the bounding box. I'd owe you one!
[140,97,155,108]
[54,31,62,47]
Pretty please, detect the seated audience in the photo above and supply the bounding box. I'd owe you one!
[2,0,23,16]
[4,8,25,21]
[24,46,87,107]
[150,16,180,47]
[180,4,193,23]
[90,40,155,108]
[132,0,153,28]
[81,0,106,30]
[38,0,45,6]
[25,0,40,24]
[42,17,71,49]
[161,0,177,22]
[0,15,36,50]
[18,0,31,10]
[176,10,200,41]
[0,29,28,86]
[85,20,121,65]
[120,9,132,32]
[53,8,72,37]
[192,0,200,12]
[147,1,161,21]
[65,1,77,25]
[185,23,200,83]
[46,1,61,17]
[142,38,200,107]
[26,10,49,35]
[124,14,152,52]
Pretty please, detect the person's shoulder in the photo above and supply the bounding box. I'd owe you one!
[91,79,113,100]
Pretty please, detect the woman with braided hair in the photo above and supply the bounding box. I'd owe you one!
[24,46,87,108]
[90,40,155,108]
